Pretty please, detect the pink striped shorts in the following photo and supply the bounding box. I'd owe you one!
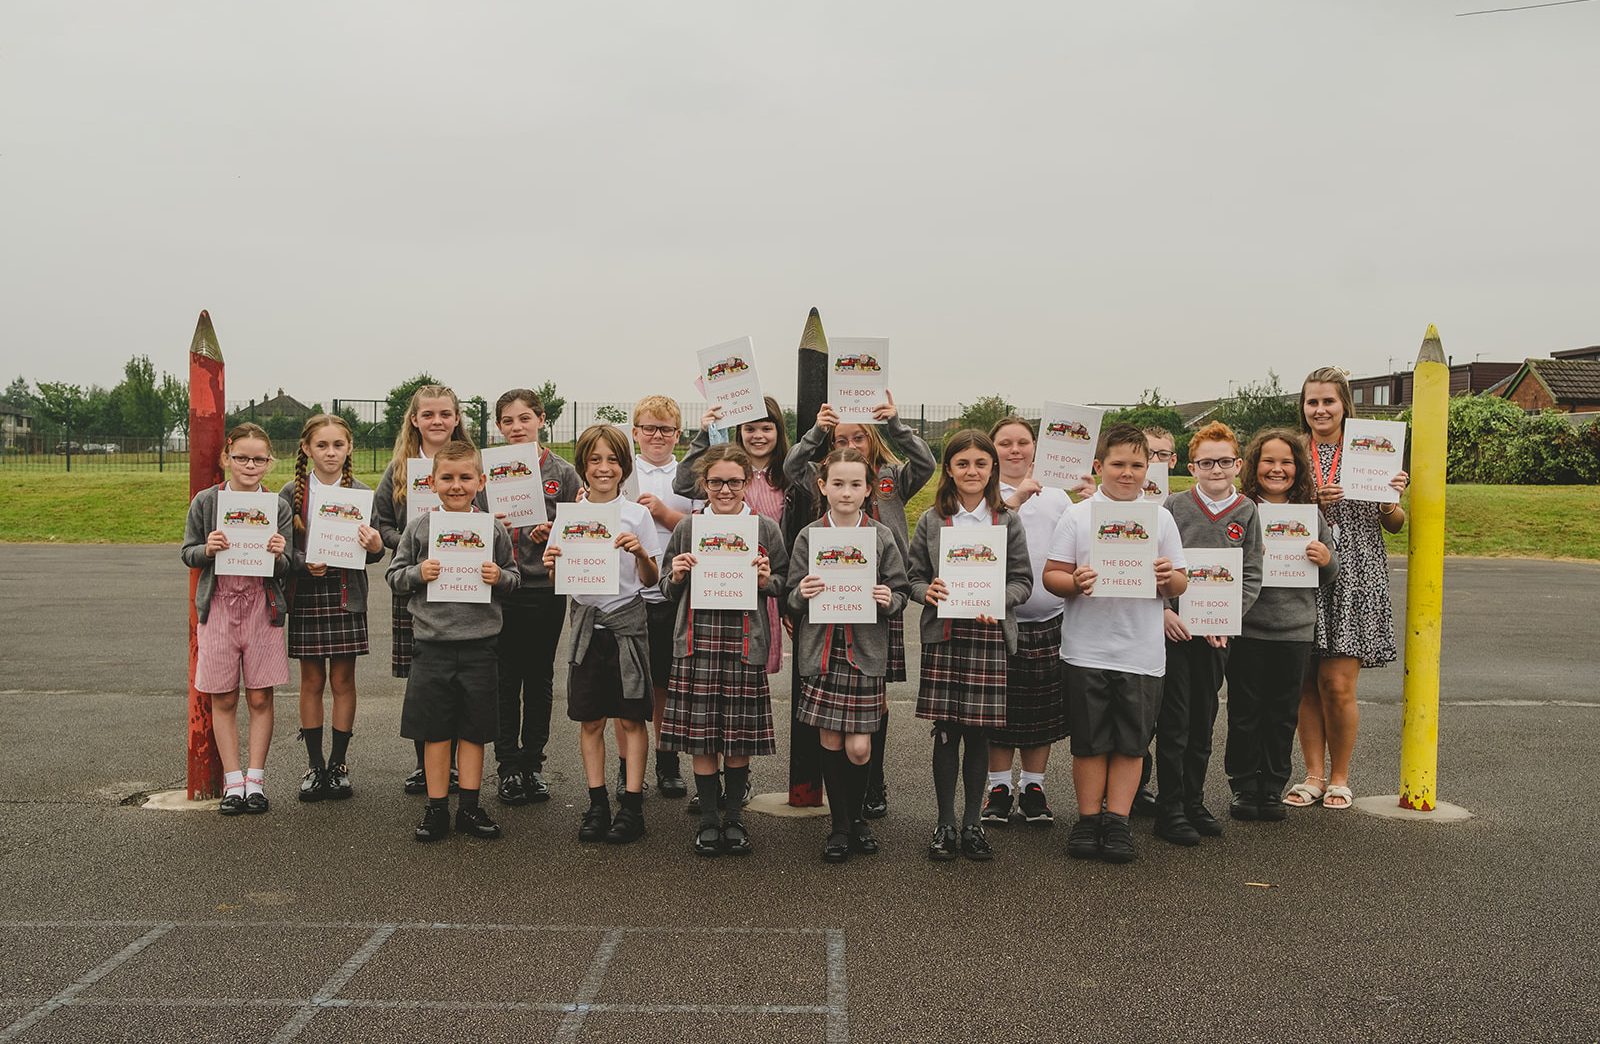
[196,575,289,693]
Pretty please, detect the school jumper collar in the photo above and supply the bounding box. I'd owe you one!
[1190,485,1243,518]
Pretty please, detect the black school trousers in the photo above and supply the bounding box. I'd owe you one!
[1223,637,1313,798]
[1156,637,1228,809]
[495,588,566,774]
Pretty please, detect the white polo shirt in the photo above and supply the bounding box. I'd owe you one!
[572,497,665,614]
[1000,482,1070,623]
[1047,489,1186,677]
[634,456,696,604]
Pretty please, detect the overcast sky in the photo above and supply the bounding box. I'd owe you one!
[3,1,1596,413]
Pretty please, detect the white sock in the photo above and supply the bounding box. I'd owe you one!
[986,771,1012,793]
[224,770,245,795]
[244,769,265,796]
[1019,770,1046,790]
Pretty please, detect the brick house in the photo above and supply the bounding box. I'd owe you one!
[1347,361,1519,409]
[1497,357,1600,413]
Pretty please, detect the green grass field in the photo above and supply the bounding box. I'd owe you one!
[1,466,1596,560]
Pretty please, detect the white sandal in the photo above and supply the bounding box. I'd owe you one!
[1323,784,1353,810]
[1283,776,1325,808]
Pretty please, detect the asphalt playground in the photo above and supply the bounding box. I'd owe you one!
[0,546,1597,1043]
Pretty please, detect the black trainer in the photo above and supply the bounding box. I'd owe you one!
[578,803,611,843]
[403,767,427,795]
[525,771,551,803]
[1187,803,1225,837]
[455,806,502,840]
[850,819,880,855]
[219,792,247,817]
[823,832,851,864]
[605,807,645,845]
[981,785,1013,825]
[1066,814,1102,859]
[1100,813,1136,864]
[960,824,994,861]
[325,763,352,800]
[497,771,529,806]
[1018,784,1054,826]
[927,824,960,862]
[298,768,328,803]
[1229,791,1262,821]
[415,803,450,842]
[861,782,889,820]
[1154,803,1201,846]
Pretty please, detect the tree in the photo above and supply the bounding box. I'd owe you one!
[118,354,164,438]
[1211,371,1300,443]
[534,380,565,430]
[595,404,628,425]
[382,373,444,444]
[1104,389,1187,443]
[461,396,488,444]
[34,381,87,437]
[955,394,1017,434]
[3,376,35,411]
[159,372,189,438]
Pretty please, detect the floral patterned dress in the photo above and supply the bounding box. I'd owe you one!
[1312,440,1398,668]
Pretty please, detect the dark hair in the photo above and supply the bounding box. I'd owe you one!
[495,388,544,424]
[814,447,872,519]
[431,440,482,473]
[1095,423,1148,463]
[933,429,1003,518]
[734,395,790,492]
[1241,428,1316,505]
[575,424,634,485]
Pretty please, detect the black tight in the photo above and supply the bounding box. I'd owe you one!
[932,723,989,829]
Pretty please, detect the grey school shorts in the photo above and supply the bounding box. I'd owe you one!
[1065,663,1163,757]
[401,637,499,744]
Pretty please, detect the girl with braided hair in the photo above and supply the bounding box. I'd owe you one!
[280,414,384,801]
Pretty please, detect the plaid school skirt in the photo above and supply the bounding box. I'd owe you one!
[915,619,1007,728]
[390,593,413,679]
[886,615,907,683]
[989,617,1067,747]
[797,631,887,735]
[662,609,775,757]
[288,573,369,660]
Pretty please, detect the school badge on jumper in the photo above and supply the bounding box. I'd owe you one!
[544,479,561,497]
[1226,521,1244,542]
[878,476,895,496]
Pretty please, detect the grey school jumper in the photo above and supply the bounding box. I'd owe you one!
[386,512,520,641]
[659,513,788,668]
[786,518,911,678]
[472,448,582,596]
[180,484,293,625]
[1240,507,1338,642]
[906,508,1034,654]
[1165,487,1264,619]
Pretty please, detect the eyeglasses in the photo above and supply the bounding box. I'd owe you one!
[703,478,747,492]
[229,455,273,467]
[636,425,678,437]
[1150,450,1174,462]
[1191,457,1239,471]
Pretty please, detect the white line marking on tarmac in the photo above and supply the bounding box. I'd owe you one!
[825,928,849,1044]
[269,923,397,1042]
[0,922,174,1041]
[552,928,625,1043]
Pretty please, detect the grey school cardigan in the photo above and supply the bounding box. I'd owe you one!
[180,484,293,625]
[472,448,583,596]
[385,512,520,641]
[659,513,788,667]
[279,480,384,614]
[785,518,910,678]
[1241,505,1338,643]
[1165,487,1265,622]
[781,414,936,558]
[906,507,1034,654]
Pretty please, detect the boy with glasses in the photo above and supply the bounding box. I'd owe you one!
[1153,422,1262,846]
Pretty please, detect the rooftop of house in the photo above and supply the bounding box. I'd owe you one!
[1503,358,1600,404]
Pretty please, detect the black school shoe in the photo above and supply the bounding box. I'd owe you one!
[960,824,994,861]
[1066,814,1103,859]
[927,824,960,862]
[578,804,612,843]
[1154,804,1201,846]
[298,768,328,803]
[694,825,723,858]
[823,832,852,864]
[1229,791,1262,821]
[415,803,450,842]
[720,819,754,856]
[244,792,269,815]
[1018,784,1055,826]
[1187,803,1225,837]
[1131,785,1159,818]
[850,819,881,855]
[525,771,551,803]
[497,771,529,806]
[456,806,502,840]
[655,751,688,799]
[1100,814,1137,863]
[981,785,1013,825]
[606,807,645,844]
[403,767,427,795]
[219,793,247,817]
[325,763,352,800]
[861,782,889,820]
[1257,790,1289,822]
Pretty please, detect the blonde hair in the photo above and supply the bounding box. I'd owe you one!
[431,440,482,474]
[632,395,682,428]
[832,423,903,500]
[1300,367,1357,438]
[293,414,356,534]
[388,384,473,509]
[575,424,635,485]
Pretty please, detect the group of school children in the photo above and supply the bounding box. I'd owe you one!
[181,366,1406,865]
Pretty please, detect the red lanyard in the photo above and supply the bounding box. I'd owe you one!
[1310,440,1341,488]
